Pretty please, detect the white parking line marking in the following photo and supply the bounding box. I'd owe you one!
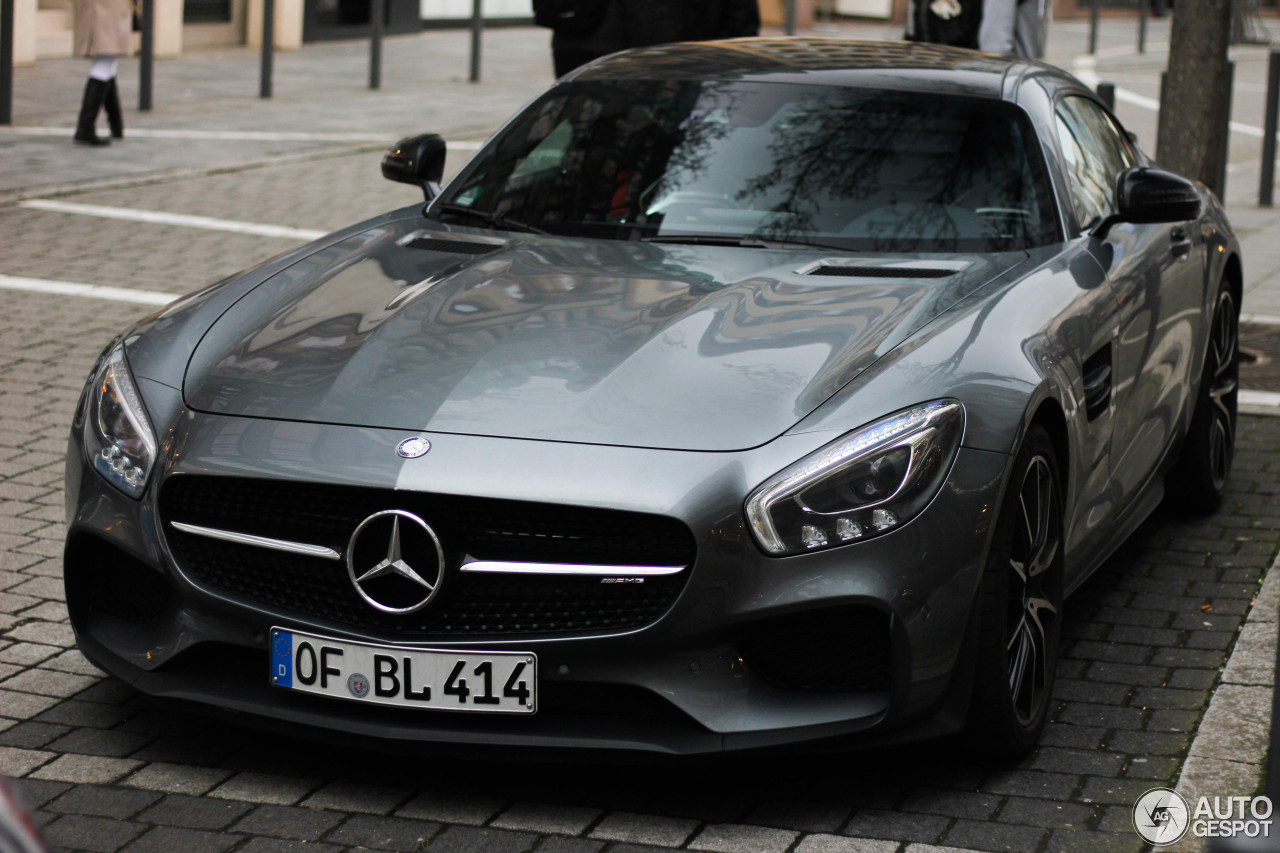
[5,127,487,148]
[0,274,178,305]
[1243,313,1280,326]
[1241,390,1280,408]
[20,200,327,241]
[1073,62,1269,139]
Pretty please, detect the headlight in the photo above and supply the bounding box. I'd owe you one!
[88,344,157,499]
[746,401,964,556]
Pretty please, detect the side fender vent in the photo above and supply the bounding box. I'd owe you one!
[1082,344,1113,421]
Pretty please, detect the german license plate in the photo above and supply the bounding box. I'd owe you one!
[269,627,536,714]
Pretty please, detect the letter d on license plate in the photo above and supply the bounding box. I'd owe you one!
[270,628,536,714]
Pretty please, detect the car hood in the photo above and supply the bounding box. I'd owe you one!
[184,221,1028,451]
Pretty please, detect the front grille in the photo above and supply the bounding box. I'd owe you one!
[160,476,696,638]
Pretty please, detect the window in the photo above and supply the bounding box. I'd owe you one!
[1054,96,1137,231]
[438,81,1061,253]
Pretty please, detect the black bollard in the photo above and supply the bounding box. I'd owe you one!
[469,0,482,83]
[1097,82,1116,112]
[1261,50,1280,206]
[1,0,13,124]
[1215,61,1234,200]
[1089,0,1100,55]
[139,0,153,110]
[260,0,274,98]
[370,0,384,89]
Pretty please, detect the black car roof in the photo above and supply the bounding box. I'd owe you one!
[569,38,1047,99]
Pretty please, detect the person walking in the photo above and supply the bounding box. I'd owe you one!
[72,0,131,145]
[536,0,759,79]
[535,0,626,78]
[977,0,1049,58]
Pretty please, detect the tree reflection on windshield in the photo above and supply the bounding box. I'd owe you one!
[436,80,1059,253]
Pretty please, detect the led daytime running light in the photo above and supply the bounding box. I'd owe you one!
[89,346,158,498]
[746,400,963,556]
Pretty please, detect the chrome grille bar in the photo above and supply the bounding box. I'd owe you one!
[169,521,342,561]
[460,560,684,577]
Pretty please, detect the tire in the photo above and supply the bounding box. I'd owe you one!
[969,425,1064,760]
[1170,284,1239,514]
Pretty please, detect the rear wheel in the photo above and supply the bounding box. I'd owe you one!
[970,425,1063,759]
[1171,285,1238,514]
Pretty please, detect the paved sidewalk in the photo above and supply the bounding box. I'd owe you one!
[1,16,1278,853]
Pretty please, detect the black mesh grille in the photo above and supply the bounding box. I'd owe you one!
[160,476,695,639]
[739,607,891,692]
[804,266,956,279]
[404,238,503,256]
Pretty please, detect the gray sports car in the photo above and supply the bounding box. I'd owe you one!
[64,38,1240,757]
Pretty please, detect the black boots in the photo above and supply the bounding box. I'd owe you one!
[104,78,124,139]
[74,78,110,146]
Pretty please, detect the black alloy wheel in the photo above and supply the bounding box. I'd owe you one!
[970,425,1063,759]
[1172,284,1238,513]
[1005,452,1061,727]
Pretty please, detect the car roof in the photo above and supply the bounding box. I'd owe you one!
[569,38,1058,101]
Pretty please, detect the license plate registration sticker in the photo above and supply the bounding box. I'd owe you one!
[270,628,536,714]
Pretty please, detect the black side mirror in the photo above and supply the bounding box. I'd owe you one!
[1117,166,1201,222]
[383,134,446,201]
[1094,167,1201,238]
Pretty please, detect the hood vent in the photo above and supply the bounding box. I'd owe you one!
[804,265,957,279]
[404,236,504,256]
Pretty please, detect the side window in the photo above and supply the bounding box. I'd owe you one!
[1054,96,1137,231]
[1055,112,1104,229]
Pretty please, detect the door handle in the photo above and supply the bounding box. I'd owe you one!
[1171,227,1192,259]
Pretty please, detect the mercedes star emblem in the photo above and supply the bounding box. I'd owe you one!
[346,510,445,614]
[396,437,431,459]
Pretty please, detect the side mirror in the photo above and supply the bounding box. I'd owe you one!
[383,134,446,201]
[1094,167,1201,238]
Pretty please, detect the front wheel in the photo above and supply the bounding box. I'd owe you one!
[969,425,1064,760]
[1170,284,1238,514]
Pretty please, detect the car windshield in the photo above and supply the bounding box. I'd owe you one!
[434,80,1060,253]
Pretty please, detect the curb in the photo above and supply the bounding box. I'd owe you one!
[1168,551,1280,851]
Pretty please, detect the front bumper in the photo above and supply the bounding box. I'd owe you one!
[64,392,1008,754]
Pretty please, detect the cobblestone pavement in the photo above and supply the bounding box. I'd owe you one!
[2,17,1279,853]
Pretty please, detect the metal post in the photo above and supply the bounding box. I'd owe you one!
[1138,0,1148,53]
[785,0,796,35]
[1097,82,1116,112]
[370,0,384,89]
[260,0,274,98]
[139,0,153,110]
[1089,0,1099,54]
[1215,61,1235,200]
[469,0,482,83]
[1,0,13,125]
[1260,50,1280,206]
